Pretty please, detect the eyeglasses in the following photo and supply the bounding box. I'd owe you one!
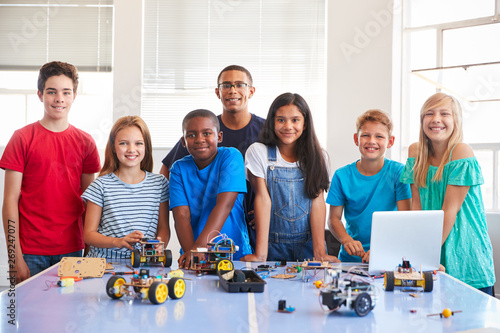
[217,82,251,91]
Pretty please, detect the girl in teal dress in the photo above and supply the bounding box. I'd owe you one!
[401,92,495,295]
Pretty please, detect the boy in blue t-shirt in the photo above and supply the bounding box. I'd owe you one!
[169,109,252,268]
[327,110,411,263]
[161,65,265,250]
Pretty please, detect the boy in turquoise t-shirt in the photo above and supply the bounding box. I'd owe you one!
[326,110,411,262]
[169,109,252,269]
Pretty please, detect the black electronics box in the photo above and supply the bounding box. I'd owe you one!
[219,270,266,293]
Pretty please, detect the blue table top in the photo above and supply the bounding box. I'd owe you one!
[2,260,500,332]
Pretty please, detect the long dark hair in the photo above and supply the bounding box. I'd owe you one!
[260,92,329,198]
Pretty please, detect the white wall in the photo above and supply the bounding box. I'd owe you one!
[113,0,143,122]
[326,0,397,170]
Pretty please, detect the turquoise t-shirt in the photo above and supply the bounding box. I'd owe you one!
[326,159,411,262]
[169,147,252,260]
[400,157,495,289]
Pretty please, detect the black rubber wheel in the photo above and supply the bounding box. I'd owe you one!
[353,293,372,317]
[321,291,344,311]
[164,249,173,267]
[106,276,125,299]
[216,259,234,276]
[385,271,395,291]
[148,281,168,304]
[132,249,141,268]
[168,277,186,299]
[423,271,433,292]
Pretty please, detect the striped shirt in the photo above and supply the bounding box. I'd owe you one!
[82,171,169,259]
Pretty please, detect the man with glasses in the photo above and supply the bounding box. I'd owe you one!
[160,65,265,249]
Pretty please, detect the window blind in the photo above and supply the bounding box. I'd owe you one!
[0,0,113,72]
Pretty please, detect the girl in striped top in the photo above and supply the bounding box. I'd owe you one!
[82,116,169,259]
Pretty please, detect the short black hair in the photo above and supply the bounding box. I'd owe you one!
[182,109,220,133]
[217,65,253,86]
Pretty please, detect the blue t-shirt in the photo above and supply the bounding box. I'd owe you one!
[163,113,265,248]
[169,147,252,260]
[326,159,411,262]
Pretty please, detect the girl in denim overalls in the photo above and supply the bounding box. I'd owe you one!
[241,93,340,263]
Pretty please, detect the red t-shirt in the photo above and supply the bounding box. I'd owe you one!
[0,122,101,255]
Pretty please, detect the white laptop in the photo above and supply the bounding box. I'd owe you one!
[368,210,444,275]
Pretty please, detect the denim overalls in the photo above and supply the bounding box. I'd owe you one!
[266,146,314,261]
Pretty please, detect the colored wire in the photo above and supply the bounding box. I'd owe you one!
[207,230,223,244]
[43,280,58,291]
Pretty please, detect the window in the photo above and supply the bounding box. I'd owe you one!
[400,0,500,210]
[142,0,327,148]
[0,0,113,148]
[0,0,112,71]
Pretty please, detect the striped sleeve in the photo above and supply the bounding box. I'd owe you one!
[159,174,169,203]
[81,177,105,207]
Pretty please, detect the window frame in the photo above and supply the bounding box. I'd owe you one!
[400,0,500,211]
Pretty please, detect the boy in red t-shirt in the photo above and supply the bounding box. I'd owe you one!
[1,61,101,284]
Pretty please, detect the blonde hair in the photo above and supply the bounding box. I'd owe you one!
[356,109,393,136]
[413,93,463,188]
[100,116,153,177]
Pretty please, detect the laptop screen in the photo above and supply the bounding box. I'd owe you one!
[368,210,444,275]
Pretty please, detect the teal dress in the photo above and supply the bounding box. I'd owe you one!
[401,156,495,289]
